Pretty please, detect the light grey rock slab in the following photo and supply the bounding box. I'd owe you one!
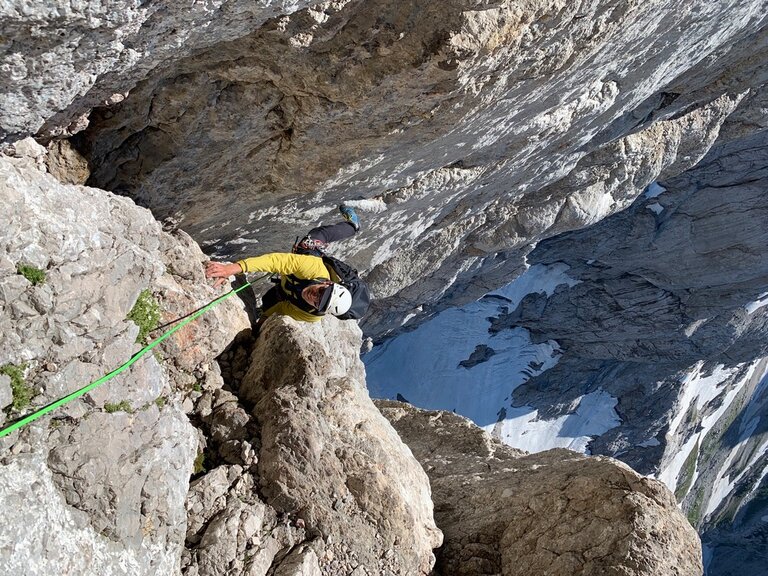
[0,374,12,421]
[240,315,442,575]
[0,453,145,575]
[0,144,248,575]
[273,545,321,576]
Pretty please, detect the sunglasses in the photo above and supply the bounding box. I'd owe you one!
[302,282,331,310]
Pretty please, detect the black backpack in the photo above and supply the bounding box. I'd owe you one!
[322,255,371,320]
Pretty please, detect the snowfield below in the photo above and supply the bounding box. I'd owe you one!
[366,264,623,454]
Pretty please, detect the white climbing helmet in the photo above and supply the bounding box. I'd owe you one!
[320,283,352,316]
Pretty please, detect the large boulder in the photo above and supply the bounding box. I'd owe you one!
[182,315,443,576]
[239,315,443,574]
[378,400,703,576]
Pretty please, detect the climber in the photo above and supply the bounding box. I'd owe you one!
[205,205,366,326]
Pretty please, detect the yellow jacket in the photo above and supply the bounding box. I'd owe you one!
[236,253,337,322]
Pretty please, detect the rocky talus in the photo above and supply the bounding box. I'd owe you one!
[378,401,703,576]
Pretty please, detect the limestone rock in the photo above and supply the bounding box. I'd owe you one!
[0,0,322,141]
[273,545,322,576]
[378,400,703,576]
[185,468,291,576]
[65,1,767,342]
[0,374,11,426]
[0,374,11,411]
[0,144,247,574]
[45,140,90,184]
[239,316,443,575]
[3,2,768,575]
[186,466,236,544]
[181,315,441,576]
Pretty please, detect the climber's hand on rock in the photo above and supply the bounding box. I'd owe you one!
[205,261,241,289]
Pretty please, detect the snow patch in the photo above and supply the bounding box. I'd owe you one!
[646,202,664,215]
[684,319,707,337]
[489,263,580,303]
[487,390,621,454]
[366,263,608,455]
[655,362,726,490]
[655,361,759,501]
[644,182,667,198]
[342,198,388,212]
[745,292,768,314]
[638,438,661,448]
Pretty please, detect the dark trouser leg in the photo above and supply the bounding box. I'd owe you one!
[253,285,282,336]
[260,285,282,313]
[306,222,357,244]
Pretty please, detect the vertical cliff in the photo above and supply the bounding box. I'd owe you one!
[0,146,703,575]
[4,1,768,574]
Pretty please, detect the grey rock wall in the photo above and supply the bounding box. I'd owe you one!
[2,0,768,343]
[486,98,768,573]
[0,0,323,142]
[60,0,768,341]
[502,120,768,450]
[0,141,247,574]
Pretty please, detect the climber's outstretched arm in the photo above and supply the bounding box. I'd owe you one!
[205,261,243,289]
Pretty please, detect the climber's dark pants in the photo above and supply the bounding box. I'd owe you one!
[304,221,357,244]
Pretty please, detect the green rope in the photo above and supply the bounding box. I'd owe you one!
[0,281,254,439]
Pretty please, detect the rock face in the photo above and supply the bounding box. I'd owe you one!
[367,83,768,574]
[0,0,322,142]
[0,141,247,574]
[2,1,766,340]
[490,108,768,575]
[182,318,442,576]
[0,143,702,575]
[6,1,768,575]
[378,400,703,576]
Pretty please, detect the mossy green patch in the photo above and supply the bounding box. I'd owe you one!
[17,264,46,286]
[127,289,161,343]
[193,450,206,475]
[686,487,705,527]
[104,400,133,414]
[1,363,33,411]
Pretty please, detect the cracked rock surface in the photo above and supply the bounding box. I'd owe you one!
[0,141,246,575]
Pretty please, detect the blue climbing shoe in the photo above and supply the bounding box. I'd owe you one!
[339,204,360,231]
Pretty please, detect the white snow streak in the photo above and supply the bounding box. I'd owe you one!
[745,292,768,314]
[342,198,388,212]
[646,202,664,215]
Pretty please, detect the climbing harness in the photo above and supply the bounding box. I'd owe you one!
[0,277,264,440]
